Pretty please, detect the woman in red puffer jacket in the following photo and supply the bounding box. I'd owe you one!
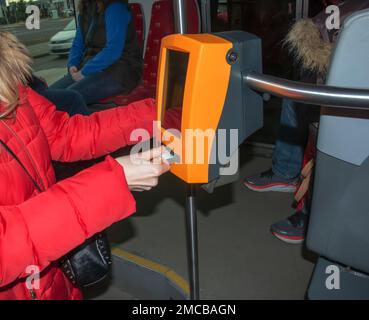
[0,31,169,300]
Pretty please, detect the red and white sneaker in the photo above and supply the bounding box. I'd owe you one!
[270,211,308,244]
[243,168,298,193]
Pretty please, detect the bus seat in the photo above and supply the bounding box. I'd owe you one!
[130,3,145,46]
[307,9,369,276]
[103,0,201,106]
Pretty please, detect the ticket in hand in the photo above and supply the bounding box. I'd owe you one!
[161,147,179,164]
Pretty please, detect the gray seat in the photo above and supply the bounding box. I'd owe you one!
[306,9,369,298]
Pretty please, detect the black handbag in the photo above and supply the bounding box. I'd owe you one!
[59,232,112,288]
[0,138,112,288]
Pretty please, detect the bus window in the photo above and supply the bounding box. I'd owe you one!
[0,1,77,85]
[203,0,326,145]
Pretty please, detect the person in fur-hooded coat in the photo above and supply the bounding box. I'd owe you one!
[244,0,369,244]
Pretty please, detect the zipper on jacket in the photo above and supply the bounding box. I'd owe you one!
[0,120,46,191]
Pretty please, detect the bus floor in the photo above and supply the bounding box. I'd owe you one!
[100,144,317,300]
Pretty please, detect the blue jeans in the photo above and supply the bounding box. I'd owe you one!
[30,76,91,116]
[50,72,124,106]
[272,99,309,179]
[40,89,91,116]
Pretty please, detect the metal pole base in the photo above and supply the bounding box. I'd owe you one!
[185,184,200,300]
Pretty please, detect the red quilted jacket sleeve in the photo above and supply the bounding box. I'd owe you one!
[0,88,156,288]
[0,157,135,288]
[26,87,156,162]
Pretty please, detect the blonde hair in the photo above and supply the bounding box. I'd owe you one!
[0,31,32,119]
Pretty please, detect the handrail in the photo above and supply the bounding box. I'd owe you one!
[173,0,187,34]
[245,71,369,111]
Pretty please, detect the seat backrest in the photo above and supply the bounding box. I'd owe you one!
[129,3,145,47]
[318,8,369,166]
[142,0,201,86]
[307,9,369,274]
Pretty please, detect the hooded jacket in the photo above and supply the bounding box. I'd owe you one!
[0,86,156,299]
[284,0,369,78]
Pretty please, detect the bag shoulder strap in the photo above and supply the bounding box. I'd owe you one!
[294,158,315,203]
[0,138,42,193]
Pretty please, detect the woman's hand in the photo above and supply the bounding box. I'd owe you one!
[72,71,85,82]
[116,147,170,192]
[71,71,84,82]
[69,66,84,82]
[69,66,78,74]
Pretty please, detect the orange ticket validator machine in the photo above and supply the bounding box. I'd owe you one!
[155,31,264,300]
[156,31,263,184]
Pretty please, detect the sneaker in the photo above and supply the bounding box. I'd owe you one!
[243,168,298,193]
[270,211,308,244]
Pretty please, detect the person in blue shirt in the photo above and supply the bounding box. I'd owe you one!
[50,0,143,111]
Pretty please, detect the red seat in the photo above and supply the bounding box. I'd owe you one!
[130,3,145,47]
[106,0,201,106]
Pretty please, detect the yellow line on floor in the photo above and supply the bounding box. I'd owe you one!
[112,247,190,296]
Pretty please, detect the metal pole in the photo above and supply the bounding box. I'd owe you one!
[295,0,303,21]
[173,0,187,34]
[173,0,199,300]
[185,184,200,300]
[245,71,369,111]
[303,0,310,19]
[200,0,212,33]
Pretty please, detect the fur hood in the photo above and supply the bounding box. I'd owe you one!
[284,0,369,77]
[284,19,333,77]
